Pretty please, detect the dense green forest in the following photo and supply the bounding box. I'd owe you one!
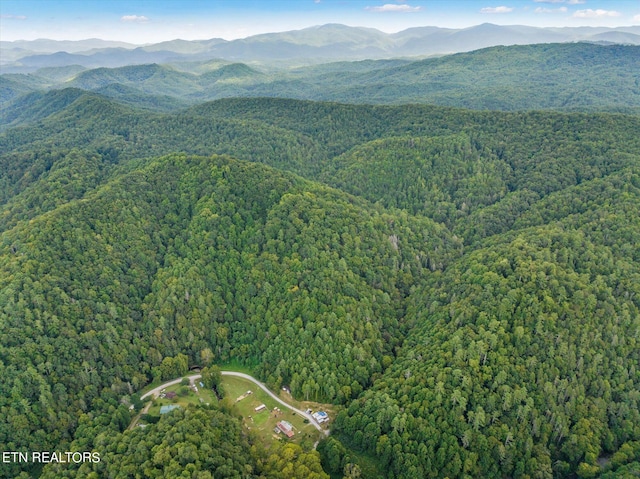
[2,43,639,127]
[37,405,328,479]
[0,150,456,478]
[1,79,639,478]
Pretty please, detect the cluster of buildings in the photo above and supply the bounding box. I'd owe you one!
[151,383,330,442]
[273,409,329,438]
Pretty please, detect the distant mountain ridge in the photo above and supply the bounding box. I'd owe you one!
[2,42,637,125]
[3,23,640,72]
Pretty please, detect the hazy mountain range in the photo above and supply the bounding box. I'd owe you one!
[2,42,638,125]
[2,23,640,72]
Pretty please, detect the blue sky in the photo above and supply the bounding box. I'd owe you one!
[1,0,639,43]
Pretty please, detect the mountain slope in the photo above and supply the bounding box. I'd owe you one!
[0,151,458,478]
[5,42,636,114]
[334,169,640,477]
[3,95,640,234]
[0,87,88,130]
[1,97,639,478]
[310,43,640,111]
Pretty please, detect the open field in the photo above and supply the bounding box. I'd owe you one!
[222,375,324,449]
[132,372,332,451]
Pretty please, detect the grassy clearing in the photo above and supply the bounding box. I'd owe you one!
[143,382,217,419]
[222,375,323,450]
[278,389,340,426]
[134,372,333,453]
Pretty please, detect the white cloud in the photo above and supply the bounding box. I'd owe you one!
[121,15,149,23]
[633,14,640,23]
[567,0,586,4]
[480,6,514,14]
[365,4,422,12]
[533,0,564,3]
[573,9,621,18]
[535,6,567,13]
[0,14,27,20]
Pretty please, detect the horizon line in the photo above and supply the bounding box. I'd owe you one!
[2,22,640,45]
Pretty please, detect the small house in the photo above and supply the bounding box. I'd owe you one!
[312,411,329,423]
[276,420,294,438]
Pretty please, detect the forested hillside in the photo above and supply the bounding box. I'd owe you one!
[0,150,457,478]
[1,95,639,478]
[335,176,640,477]
[2,43,639,123]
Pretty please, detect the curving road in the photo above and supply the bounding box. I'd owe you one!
[141,376,193,400]
[221,371,328,435]
[138,370,329,435]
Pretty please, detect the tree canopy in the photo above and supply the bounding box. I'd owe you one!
[0,95,638,478]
